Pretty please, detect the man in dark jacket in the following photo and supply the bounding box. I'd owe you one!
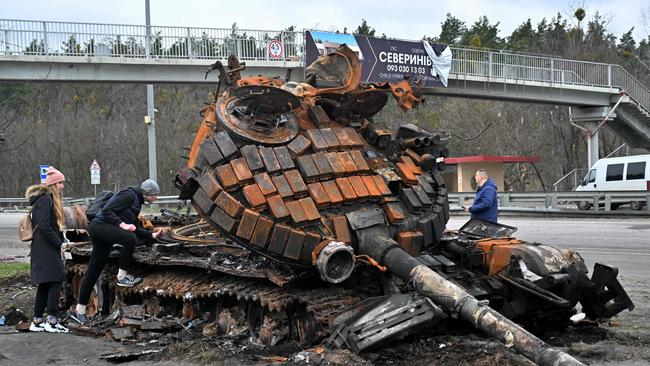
[464,169,498,223]
[73,179,162,323]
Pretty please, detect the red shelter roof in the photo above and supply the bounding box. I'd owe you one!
[445,155,541,164]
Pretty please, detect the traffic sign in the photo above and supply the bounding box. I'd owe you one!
[90,160,101,185]
[39,165,49,184]
[269,39,283,59]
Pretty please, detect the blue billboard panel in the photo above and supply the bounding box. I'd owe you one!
[306,30,450,88]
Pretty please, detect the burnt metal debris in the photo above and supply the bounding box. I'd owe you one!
[59,44,634,365]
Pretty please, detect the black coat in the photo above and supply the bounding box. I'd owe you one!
[26,185,65,285]
[93,186,153,240]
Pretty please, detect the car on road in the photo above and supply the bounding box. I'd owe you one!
[576,154,650,210]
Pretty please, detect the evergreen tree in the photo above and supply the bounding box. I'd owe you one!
[618,27,636,57]
[438,13,465,44]
[354,19,376,37]
[62,35,81,55]
[507,19,535,51]
[460,16,503,48]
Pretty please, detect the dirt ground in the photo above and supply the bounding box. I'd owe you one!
[1,271,649,366]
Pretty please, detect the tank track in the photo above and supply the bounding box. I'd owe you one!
[63,244,362,344]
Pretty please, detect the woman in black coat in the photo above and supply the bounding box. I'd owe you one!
[25,166,69,333]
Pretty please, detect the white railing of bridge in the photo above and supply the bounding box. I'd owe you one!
[444,47,650,116]
[2,18,649,113]
[0,19,304,62]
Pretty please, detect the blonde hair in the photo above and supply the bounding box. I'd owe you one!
[46,185,65,230]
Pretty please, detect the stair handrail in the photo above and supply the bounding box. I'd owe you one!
[552,169,587,192]
[611,65,650,112]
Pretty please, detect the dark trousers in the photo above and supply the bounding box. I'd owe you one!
[78,222,136,306]
[34,281,62,318]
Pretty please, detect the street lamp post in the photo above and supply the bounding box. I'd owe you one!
[145,0,157,182]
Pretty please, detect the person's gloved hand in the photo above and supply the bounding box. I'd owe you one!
[119,222,136,232]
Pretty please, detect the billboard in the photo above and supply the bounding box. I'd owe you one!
[305,30,451,88]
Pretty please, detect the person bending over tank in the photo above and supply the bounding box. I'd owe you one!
[464,169,498,223]
[72,179,163,323]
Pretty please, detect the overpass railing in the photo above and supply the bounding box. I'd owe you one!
[0,19,304,62]
[2,18,649,113]
[449,47,650,114]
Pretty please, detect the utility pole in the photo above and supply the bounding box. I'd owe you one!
[145,0,157,182]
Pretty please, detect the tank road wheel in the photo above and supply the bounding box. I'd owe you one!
[630,201,645,210]
[577,201,592,210]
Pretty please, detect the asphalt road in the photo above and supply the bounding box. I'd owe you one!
[447,216,650,281]
[0,213,30,262]
[1,212,649,279]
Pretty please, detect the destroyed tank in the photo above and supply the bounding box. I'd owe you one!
[63,45,633,366]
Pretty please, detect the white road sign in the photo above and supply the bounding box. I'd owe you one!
[90,159,101,185]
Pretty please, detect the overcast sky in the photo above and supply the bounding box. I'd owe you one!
[3,0,650,43]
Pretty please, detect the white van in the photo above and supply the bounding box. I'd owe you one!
[575,154,650,210]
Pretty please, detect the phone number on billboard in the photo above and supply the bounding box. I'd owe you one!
[385,64,427,74]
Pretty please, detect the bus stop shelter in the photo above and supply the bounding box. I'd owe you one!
[443,155,541,192]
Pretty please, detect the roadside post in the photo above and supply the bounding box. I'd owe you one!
[90,160,101,196]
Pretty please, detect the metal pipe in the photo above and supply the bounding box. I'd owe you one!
[352,217,584,366]
[315,241,356,283]
[401,137,423,149]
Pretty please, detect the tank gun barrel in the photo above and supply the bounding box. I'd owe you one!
[348,209,584,366]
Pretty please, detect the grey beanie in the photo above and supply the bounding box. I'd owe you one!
[141,179,160,195]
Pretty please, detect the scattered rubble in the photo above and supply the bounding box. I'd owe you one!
[1,307,27,326]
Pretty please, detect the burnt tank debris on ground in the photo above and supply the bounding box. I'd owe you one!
[6,44,636,365]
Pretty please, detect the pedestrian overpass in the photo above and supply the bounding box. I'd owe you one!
[2,19,650,165]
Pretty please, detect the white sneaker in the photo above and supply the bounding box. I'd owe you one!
[43,322,69,333]
[54,323,69,333]
[29,322,45,332]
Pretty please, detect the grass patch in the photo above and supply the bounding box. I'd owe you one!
[0,262,30,280]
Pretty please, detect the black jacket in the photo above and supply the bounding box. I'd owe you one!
[25,185,65,285]
[93,186,153,239]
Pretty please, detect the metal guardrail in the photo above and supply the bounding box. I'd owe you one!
[2,192,648,213]
[451,191,650,212]
[0,195,184,208]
